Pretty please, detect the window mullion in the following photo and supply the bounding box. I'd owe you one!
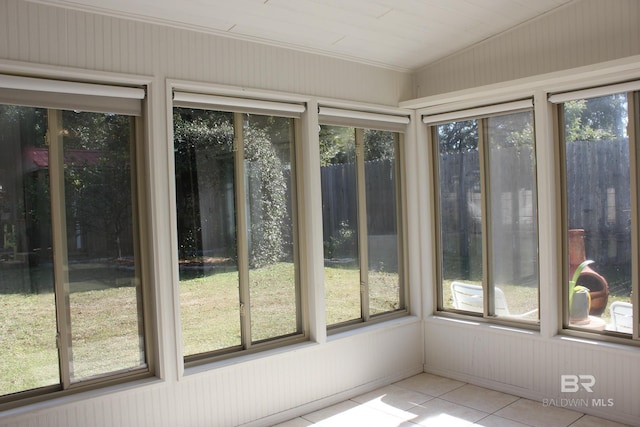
[431,127,445,311]
[395,133,407,311]
[291,120,304,334]
[48,109,73,388]
[234,113,252,348]
[630,92,640,340]
[355,128,369,321]
[479,118,494,317]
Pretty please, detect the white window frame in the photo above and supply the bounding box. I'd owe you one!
[172,89,308,365]
[426,99,540,326]
[0,73,153,409]
[318,105,410,332]
[551,82,640,340]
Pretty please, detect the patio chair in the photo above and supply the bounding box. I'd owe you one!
[609,301,633,333]
[450,281,538,319]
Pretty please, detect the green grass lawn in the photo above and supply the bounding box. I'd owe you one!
[181,262,401,355]
[1,262,628,397]
[0,285,144,396]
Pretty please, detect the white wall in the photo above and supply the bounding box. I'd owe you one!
[0,1,422,426]
[412,0,640,98]
[407,1,640,423]
[0,1,412,105]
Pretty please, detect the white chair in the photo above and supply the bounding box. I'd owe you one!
[609,301,633,333]
[450,281,538,318]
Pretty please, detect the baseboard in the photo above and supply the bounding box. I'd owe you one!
[241,364,424,427]
[423,364,639,427]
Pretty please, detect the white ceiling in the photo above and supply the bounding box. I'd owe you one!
[33,0,573,72]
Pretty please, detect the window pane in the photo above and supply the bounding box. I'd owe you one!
[487,112,538,320]
[61,111,145,381]
[174,109,241,356]
[320,125,361,325]
[563,94,631,331]
[244,114,298,342]
[436,120,482,312]
[364,130,401,316]
[0,105,58,396]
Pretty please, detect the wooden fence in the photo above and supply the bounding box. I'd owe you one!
[435,139,631,292]
[320,159,397,241]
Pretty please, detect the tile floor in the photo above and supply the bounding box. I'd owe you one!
[274,373,630,427]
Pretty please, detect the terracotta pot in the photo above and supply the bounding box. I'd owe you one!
[568,229,609,316]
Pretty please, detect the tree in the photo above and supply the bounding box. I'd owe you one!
[564,94,627,142]
[173,109,289,268]
[61,111,135,260]
[319,125,355,166]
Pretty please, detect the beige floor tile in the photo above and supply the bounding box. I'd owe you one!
[406,397,489,426]
[352,384,434,411]
[394,373,465,397]
[301,400,360,423]
[440,384,519,413]
[569,414,633,427]
[304,402,416,427]
[495,398,583,427]
[472,414,532,427]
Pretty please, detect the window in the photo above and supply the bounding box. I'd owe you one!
[318,108,407,329]
[553,87,639,337]
[428,103,539,322]
[172,93,304,361]
[0,76,149,405]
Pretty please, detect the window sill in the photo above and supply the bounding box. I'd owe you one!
[425,313,540,337]
[327,313,420,342]
[0,374,160,418]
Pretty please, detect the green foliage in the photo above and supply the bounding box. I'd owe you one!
[244,123,288,268]
[363,129,396,161]
[62,112,134,259]
[173,109,289,268]
[319,125,355,166]
[324,220,356,259]
[564,94,627,142]
[319,126,396,165]
[437,120,478,154]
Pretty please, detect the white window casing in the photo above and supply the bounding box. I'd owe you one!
[0,74,145,116]
[173,91,305,118]
[422,99,533,125]
[318,106,410,132]
[549,80,640,103]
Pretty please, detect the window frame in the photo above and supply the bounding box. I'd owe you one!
[552,84,640,341]
[0,75,154,409]
[171,94,308,366]
[318,106,410,333]
[427,100,541,326]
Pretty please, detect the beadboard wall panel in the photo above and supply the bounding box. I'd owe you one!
[0,0,412,105]
[413,0,640,97]
[424,319,640,426]
[0,320,423,427]
[0,2,418,426]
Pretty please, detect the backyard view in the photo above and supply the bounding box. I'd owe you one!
[320,125,403,325]
[0,105,145,397]
[1,93,634,400]
[437,94,634,329]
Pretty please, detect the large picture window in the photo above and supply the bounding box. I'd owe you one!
[173,98,302,361]
[429,105,539,322]
[319,121,406,328]
[0,77,148,405]
[554,87,639,337]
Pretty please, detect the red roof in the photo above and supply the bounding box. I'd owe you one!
[24,147,101,169]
